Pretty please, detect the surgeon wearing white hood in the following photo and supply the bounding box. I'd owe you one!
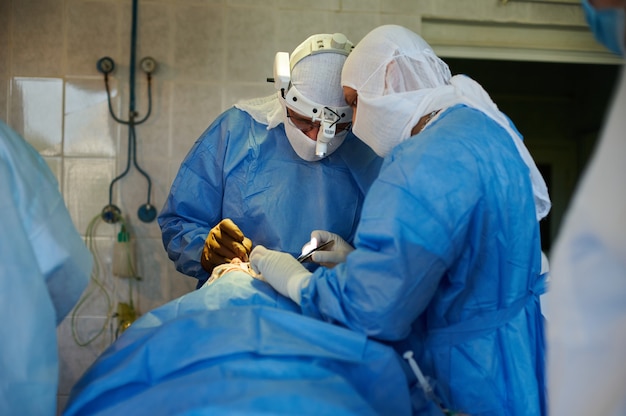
[158,33,382,288]
[251,25,551,415]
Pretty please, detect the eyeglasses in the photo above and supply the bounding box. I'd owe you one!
[286,108,352,134]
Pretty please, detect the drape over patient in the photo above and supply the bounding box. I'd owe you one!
[63,272,412,416]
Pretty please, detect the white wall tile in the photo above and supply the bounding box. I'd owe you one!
[64,158,117,236]
[114,161,169,239]
[57,316,113,395]
[329,12,381,44]
[277,0,340,10]
[275,10,334,50]
[71,236,116,317]
[11,78,63,155]
[43,157,63,190]
[380,0,422,14]
[225,83,276,110]
[173,5,224,82]
[225,7,276,83]
[168,260,198,299]
[170,82,223,163]
[121,3,173,80]
[340,0,379,12]
[228,0,277,7]
[0,77,9,124]
[66,0,123,76]
[0,0,10,77]
[119,78,172,160]
[13,0,64,76]
[64,78,118,157]
[133,237,188,313]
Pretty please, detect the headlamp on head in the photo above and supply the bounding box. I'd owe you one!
[269,33,354,157]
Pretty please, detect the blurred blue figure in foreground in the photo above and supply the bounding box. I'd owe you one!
[0,120,92,415]
[62,266,411,415]
[547,1,626,415]
[251,25,551,415]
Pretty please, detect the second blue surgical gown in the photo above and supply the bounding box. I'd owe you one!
[158,107,381,286]
[301,105,546,415]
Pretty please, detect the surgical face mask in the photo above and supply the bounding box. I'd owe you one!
[582,0,626,57]
[280,99,347,161]
[283,118,347,161]
[352,91,431,157]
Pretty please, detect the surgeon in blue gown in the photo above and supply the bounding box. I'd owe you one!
[0,120,92,415]
[158,32,381,288]
[62,266,412,416]
[250,25,551,415]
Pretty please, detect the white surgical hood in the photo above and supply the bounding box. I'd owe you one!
[342,25,551,220]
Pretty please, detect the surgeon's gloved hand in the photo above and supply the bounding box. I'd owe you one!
[201,219,253,274]
[308,230,354,268]
[250,245,312,305]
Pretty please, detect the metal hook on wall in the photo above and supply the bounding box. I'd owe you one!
[98,0,158,224]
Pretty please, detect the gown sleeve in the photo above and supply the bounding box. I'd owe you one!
[302,126,481,340]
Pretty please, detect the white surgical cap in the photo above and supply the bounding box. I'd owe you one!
[237,39,348,130]
[290,52,348,108]
[342,25,551,220]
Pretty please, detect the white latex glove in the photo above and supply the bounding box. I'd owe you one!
[249,245,312,305]
[308,230,355,267]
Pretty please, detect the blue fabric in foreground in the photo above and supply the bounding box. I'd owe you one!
[63,272,411,416]
[0,120,92,416]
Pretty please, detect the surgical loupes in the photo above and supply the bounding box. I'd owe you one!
[316,107,340,157]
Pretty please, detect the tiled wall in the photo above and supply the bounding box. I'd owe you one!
[0,0,605,414]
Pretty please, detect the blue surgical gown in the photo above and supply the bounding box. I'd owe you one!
[0,121,92,415]
[300,105,546,415]
[63,272,412,416]
[158,107,381,286]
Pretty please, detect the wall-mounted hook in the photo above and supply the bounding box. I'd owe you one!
[102,204,122,224]
[97,57,115,75]
[140,57,157,75]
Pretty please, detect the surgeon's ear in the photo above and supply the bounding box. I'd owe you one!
[343,87,357,108]
[343,87,358,124]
